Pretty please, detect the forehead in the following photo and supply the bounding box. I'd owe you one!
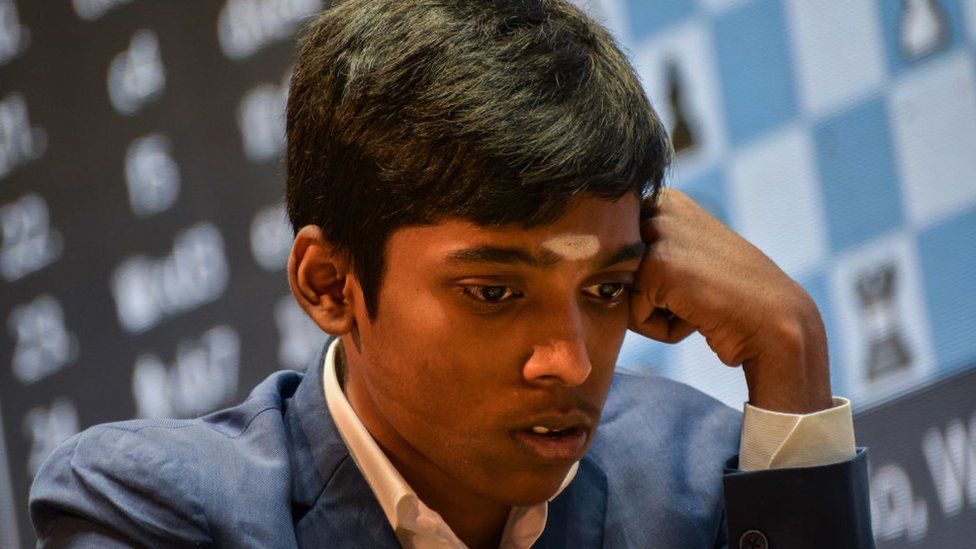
[385,195,642,263]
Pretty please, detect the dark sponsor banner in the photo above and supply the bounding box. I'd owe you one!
[0,1,327,545]
[856,364,976,548]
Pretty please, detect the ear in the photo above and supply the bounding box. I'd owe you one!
[288,225,357,336]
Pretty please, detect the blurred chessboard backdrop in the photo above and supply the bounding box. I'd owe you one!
[1,1,974,547]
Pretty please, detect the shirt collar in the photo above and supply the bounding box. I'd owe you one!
[321,338,578,547]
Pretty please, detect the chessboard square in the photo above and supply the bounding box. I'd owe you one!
[878,0,968,74]
[815,97,904,254]
[630,19,727,175]
[828,233,937,406]
[889,52,976,228]
[623,0,697,42]
[713,0,799,146]
[729,127,829,278]
[786,0,887,117]
[917,207,976,375]
[697,0,752,15]
[672,169,731,227]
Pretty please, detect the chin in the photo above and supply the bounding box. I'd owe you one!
[491,470,572,507]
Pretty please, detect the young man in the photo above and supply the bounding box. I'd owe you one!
[30,1,872,547]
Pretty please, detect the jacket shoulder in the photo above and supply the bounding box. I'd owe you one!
[591,370,742,548]
[30,370,304,547]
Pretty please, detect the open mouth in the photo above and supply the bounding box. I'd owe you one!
[528,425,580,437]
[515,425,587,461]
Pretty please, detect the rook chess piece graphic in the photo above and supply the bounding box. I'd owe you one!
[899,0,950,61]
[664,59,696,155]
[855,262,912,381]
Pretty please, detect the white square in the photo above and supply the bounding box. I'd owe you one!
[728,126,829,278]
[630,18,728,181]
[786,0,887,117]
[829,232,935,408]
[669,333,749,410]
[889,52,976,229]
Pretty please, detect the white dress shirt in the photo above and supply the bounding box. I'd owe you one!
[321,339,856,548]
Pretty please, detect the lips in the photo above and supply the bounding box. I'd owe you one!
[514,426,587,462]
[512,411,593,462]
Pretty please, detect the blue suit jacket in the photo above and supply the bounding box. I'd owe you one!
[30,344,873,548]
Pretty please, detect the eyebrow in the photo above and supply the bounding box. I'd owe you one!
[601,242,646,268]
[445,241,646,269]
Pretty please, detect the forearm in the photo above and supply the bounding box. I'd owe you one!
[742,292,832,414]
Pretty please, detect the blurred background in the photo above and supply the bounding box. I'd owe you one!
[0,0,974,547]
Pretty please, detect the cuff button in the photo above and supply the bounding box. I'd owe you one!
[739,529,768,549]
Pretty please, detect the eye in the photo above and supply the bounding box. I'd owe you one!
[582,282,627,303]
[463,285,520,303]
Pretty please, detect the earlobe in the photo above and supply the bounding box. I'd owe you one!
[288,225,357,336]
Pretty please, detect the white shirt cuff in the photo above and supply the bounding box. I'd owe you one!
[738,397,856,472]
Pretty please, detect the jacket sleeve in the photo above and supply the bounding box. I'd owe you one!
[29,425,213,548]
[721,447,874,549]
[33,515,146,548]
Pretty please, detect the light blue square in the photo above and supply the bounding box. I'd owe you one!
[814,97,903,254]
[616,331,671,376]
[624,0,698,43]
[713,0,798,146]
[798,271,847,397]
[672,169,731,228]
[917,207,976,374]
[877,0,967,75]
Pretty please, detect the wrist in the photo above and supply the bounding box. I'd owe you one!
[742,301,832,413]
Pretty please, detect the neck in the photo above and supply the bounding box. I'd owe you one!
[390,452,511,549]
[340,348,511,548]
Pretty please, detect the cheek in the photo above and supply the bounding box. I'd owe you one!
[585,308,631,378]
[587,302,631,347]
[363,294,504,422]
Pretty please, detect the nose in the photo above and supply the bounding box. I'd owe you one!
[522,312,593,387]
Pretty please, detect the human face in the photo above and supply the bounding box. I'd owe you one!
[341,195,643,507]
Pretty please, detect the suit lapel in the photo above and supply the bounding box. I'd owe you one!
[285,340,400,548]
[295,457,400,548]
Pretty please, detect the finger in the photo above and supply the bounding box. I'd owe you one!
[640,188,681,242]
[629,269,697,344]
[629,305,697,344]
[628,244,673,339]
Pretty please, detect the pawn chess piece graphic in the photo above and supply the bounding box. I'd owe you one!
[664,60,696,155]
[899,0,950,61]
[855,262,912,381]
